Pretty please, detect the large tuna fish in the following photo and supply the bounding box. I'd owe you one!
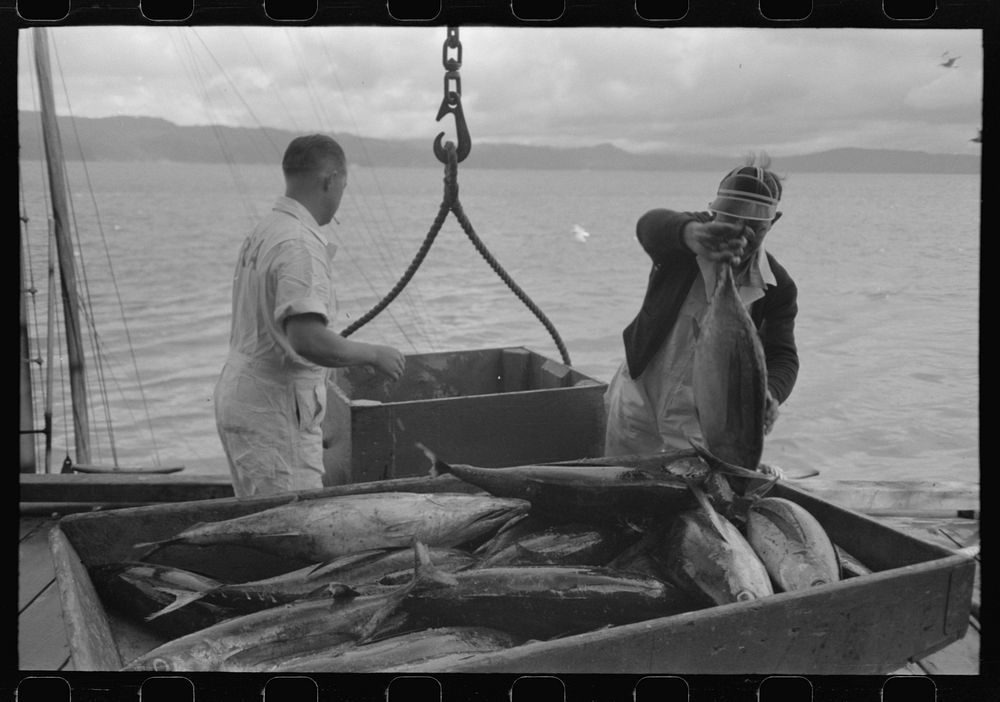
[121,557,454,672]
[605,528,676,582]
[145,560,361,621]
[311,546,479,588]
[835,545,873,579]
[745,497,840,592]
[473,514,547,559]
[692,261,768,471]
[88,562,237,639]
[397,542,698,640]
[421,445,695,525]
[662,486,773,606]
[133,492,529,563]
[249,627,523,673]
[476,522,635,568]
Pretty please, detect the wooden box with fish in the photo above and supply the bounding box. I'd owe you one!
[322,347,606,484]
[48,459,974,674]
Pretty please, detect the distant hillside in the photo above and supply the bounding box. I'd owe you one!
[18,111,981,174]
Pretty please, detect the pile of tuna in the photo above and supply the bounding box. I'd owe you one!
[89,449,869,672]
[90,261,865,672]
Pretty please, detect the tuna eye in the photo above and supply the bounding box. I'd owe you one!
[736,591,755,602]
[811,579,828,587]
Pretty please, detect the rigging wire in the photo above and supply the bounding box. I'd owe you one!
[52,35,167,466]
[184,27,424,350]
[43,219,57,472]
[179,27,438,354]
[19,37,65,472]
[282,28,435,353]
[22,34,80,469]
[174,30,260,223]
[238,28,303,133]
[312,30,440,353]
[49,38,119,466]
[189,28,286,157]
[19,167,48,471]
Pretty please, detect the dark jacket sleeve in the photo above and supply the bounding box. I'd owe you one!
[635,209,709,265]
[752,256,799,404]
[623,210,704,379]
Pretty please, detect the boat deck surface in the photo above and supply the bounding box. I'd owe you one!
[18,517,980,676]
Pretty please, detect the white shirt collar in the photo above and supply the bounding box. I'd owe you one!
[273,196,327,246]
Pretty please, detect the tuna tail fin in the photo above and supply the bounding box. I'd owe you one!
[416,442,454,479]
[760,461,821,481]
[687,438,772,482]
[688,438,744,475]
[685,478,730,543]
[308,549,390,579]
[131,538,178,561]
[513,543,555,565]
[356,540,452,646]
[412,539,460,588]
[305,582,360,600]
[716,260,735,295]
[144,588,212,621]
[743,477,779,502]
[132,520,212,560]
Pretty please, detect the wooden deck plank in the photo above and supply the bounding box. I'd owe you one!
[888,661,929,675]
[881,515,981,676]
[19,516,73,671]
[937,527,981,622]
[914,623,980,675]
[20,473,233,504]
[877,516,981,618]
[19,518,58,611]
[792,479,977,517]
[875,516,978,549]
[21,515,48,540]
[18,581,72,671]
[938,524,980,549]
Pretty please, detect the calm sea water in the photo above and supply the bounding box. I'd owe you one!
[19,160,980,484]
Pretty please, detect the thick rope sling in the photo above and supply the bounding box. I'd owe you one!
[339,144,572,367]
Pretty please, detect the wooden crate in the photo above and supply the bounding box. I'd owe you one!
[48,475,975,674]
[322,347,607,484]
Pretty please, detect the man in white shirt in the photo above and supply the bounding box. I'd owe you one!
[214,135,405,498]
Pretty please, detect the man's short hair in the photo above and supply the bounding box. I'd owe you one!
[282,134,346,177]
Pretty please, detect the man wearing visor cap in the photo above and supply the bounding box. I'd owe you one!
[604,154,799,459]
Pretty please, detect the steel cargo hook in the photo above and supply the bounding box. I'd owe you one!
[434,91,471,164]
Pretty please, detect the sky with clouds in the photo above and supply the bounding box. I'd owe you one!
[17,25,983,157]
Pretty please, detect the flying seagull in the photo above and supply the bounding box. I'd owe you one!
[940,51,960,68]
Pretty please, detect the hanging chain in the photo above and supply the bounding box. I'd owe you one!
[443,26,462,84]
[434,27,470,163]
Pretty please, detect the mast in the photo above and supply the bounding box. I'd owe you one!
[32,27,91,465]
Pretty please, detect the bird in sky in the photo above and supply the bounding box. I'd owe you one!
[940,51,960,68]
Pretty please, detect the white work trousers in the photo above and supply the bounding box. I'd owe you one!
[214,358,327,498]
